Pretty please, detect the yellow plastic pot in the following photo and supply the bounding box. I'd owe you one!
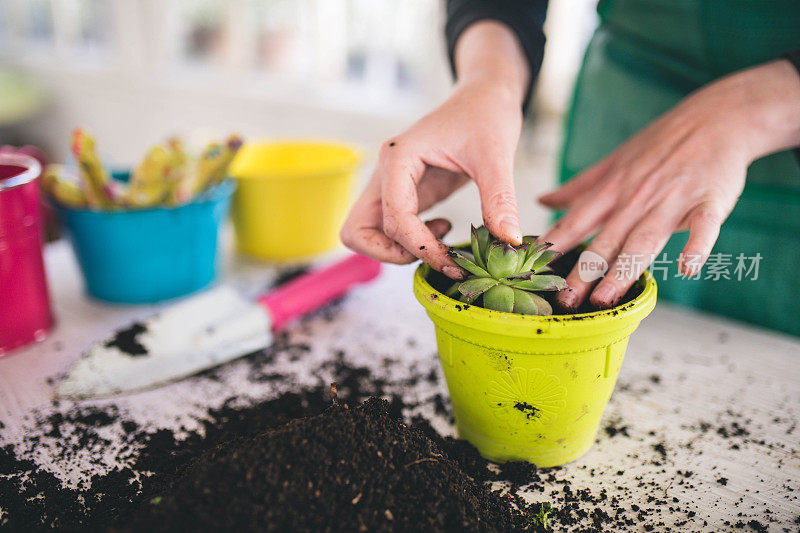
[413,264,657,467]
[229,141,360,261]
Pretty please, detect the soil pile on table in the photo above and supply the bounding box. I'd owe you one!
[0,355,550,533]
[124,396,548,532]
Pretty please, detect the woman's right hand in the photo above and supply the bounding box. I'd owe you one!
[340,21,531,279]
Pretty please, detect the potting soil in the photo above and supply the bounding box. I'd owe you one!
[122,396,549,532]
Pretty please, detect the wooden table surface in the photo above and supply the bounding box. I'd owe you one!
[1,240,798,531]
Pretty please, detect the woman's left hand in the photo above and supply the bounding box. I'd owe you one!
[539,59,800,311]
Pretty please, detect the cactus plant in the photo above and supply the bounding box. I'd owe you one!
[445,225,567,315]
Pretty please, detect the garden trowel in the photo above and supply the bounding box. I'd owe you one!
[58,254,381,399]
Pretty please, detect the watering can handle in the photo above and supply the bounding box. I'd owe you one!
[258,253,382,331]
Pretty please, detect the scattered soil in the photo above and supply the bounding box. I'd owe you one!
[100,268,310,359]
[513,402,540,420]
[270,266,310,288]
[652,443,668,461]
[603,420,630,438]
[104,322,148,356]
[1,349,795,531]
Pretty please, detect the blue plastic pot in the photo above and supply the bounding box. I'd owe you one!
[56,178,234,304]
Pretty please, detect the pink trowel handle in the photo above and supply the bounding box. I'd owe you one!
[258,254,382,331]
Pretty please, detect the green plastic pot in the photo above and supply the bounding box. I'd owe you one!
[413,264,657,467]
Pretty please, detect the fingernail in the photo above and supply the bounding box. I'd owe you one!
[591,285,615,307]
[558,290,579,310]
[442,265,465,280]
[500,217,522,244]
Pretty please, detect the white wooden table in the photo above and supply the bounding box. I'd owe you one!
[1,240,798,531]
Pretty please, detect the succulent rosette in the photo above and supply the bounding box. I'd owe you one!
[445,225,568,316]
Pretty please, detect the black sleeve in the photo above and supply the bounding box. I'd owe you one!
[445,0,548,114]
[780,49,800,165]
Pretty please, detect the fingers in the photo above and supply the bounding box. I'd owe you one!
[556,206,641,310]
[538,156,615,209]
[473,158,522,245]
[340,177,418,265]
[425,217,453,240]
[539,186,618,253]
[339,218,451,266]
[589,199,685,308]
[340,183,455,268]
[678,202,724,276]
[553,185,728,310]
[341,226,416,264]
[342,141,465,278]
[555,168,677,309]
[379,144,464,277]
[417,166,470,212]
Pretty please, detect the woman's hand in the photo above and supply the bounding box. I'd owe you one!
[340,21,530,279]
[540,60,800,310]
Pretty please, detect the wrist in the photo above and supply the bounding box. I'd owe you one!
[718,61,800,162]
[455,71,528,110]
[454,20,531,108]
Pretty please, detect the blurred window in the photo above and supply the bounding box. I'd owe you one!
[245,0,442,94]
[176,0,227,65]
[2,0,450,112]
[1,0,112,58]
[26,0,54,44]
[345,1,439,89]
[251,0,307,76]
[74,0,110,50]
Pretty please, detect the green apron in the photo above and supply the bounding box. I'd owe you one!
[560,0,800,336]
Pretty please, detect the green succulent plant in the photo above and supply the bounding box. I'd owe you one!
[445,225,567,316]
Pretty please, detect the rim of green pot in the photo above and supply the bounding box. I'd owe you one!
[413,263,657,338]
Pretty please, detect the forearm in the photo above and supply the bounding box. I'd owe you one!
[745,60,800,159]
[453,20,531,108]
[721,60,800,163]
[687,60,800,164]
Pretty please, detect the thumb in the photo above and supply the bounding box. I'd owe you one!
[474,159,522,245]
